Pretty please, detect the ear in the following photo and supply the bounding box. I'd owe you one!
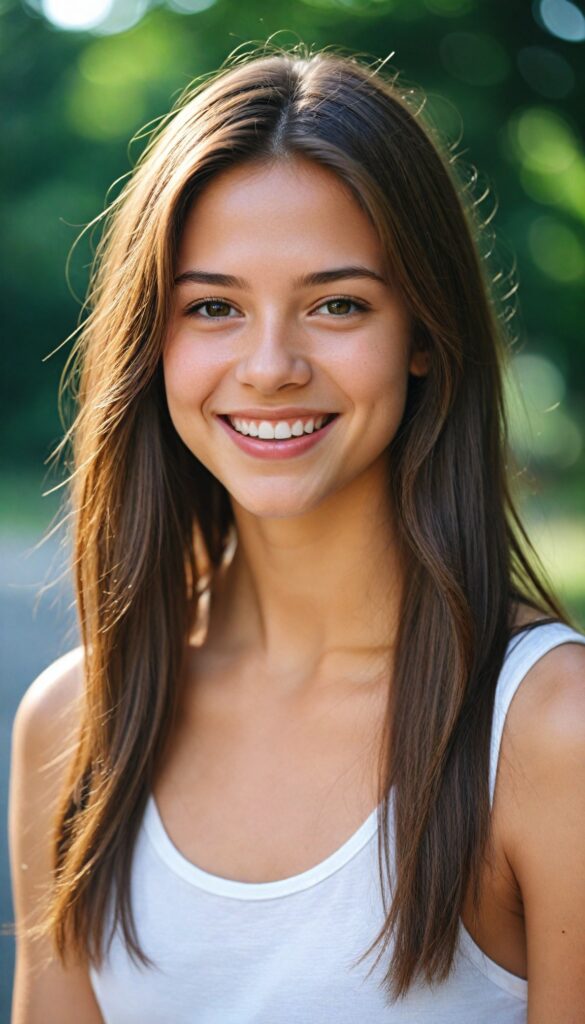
[409,347,431,378]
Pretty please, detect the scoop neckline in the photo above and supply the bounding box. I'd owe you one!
[144,793,381,901]
[143,624,583,904]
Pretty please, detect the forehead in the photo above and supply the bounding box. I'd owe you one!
[176,157,384,276]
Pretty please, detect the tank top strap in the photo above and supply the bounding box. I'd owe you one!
[489,621,585,806]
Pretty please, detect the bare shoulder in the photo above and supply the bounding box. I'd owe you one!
[503,633,585,775]
[498,630,585,1017]
[10,644,86,877]
[14,646,85,746]
[10,646,86,840]
[9,648,104,1023]
[504,600,585,760]
[494,618,585,844]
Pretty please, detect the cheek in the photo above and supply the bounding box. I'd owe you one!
[337,333,412,424]
[162,333,221,426]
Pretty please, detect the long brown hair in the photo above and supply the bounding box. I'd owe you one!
[41,43,567,1000]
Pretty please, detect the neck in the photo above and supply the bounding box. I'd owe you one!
[202,457,404,693]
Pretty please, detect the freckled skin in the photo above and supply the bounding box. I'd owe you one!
[163,157,428,521]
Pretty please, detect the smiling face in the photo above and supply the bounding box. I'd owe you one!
[163,157,428,520]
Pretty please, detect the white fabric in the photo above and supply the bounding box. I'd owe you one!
[89,622,585,1022]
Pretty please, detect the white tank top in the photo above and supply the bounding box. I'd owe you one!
[89,622,585,1022]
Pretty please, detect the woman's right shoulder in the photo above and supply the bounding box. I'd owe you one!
[14,646,85,745]
[9,648,106,1023]
[10,645,86,899]
[10,646,86,863]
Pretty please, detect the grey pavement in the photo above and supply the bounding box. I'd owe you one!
[0,527,78,1020]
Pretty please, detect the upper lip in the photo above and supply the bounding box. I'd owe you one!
[219,408,337,420]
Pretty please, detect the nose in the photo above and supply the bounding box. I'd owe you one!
[234,316,312,393]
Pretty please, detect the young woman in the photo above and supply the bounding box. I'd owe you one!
[9,46,585,1024]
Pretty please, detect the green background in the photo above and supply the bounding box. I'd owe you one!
[1,0,584,621]
[1,3,584,1010]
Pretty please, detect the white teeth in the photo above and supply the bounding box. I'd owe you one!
[228,414,331,439]
[258,421,276,439]
[274,421,293,439]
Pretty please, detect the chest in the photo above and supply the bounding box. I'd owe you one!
[154,653,526,984]
[155,665,387,882]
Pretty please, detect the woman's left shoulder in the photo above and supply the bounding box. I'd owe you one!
[506,602,585,745]
[506,629,585,765]
[498,630,585,1014]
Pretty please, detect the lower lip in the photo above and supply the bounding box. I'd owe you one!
[216,416,339,460]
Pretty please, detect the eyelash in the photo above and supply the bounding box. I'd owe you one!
[184,295,370,320]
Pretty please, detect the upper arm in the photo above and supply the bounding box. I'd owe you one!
[502,641,585,1024]
[8,647,105,1024]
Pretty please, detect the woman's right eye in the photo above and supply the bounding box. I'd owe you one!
[185,299,239,319]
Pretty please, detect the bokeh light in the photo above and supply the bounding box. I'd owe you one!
[537,0,585,42]
[506,353,582,468]
[94,0,149,34]
[528,215,585,282]
[506,106,585,223]
[514,107,578,174]
[513,353,566,409]
[168,0,217,11]
[78,20,182,85]
[66,12,191,138]
[42,0,115,31]
[521,163,585,222]
[67,76,146,139]
[517,46,575,99]
[298,0,398,10]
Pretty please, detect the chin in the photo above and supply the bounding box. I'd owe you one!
[228,483,331,521]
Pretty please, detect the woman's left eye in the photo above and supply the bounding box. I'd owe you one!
[314,297,368,316]
[186,299,239,319]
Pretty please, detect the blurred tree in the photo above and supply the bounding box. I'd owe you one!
[1,0,584,493]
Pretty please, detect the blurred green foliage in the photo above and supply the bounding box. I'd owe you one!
[1,0,584,618]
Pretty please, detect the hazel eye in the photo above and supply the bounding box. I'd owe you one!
[187,299,238,319]
[314,297,367,316]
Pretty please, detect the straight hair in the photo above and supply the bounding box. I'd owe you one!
[37,44,568,1001]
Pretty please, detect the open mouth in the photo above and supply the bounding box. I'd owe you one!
[220,413,339,442]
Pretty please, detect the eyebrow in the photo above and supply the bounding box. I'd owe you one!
[173,265,387,289]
